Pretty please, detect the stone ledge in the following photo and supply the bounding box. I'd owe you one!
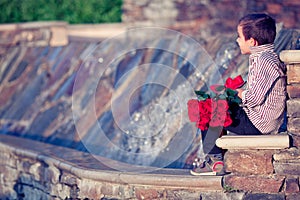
[0,21,68,47]
[67,23,127,39]
[280,50,300,64]
[216,135,290,150]
[0,134,223,191]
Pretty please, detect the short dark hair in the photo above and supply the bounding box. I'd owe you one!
[238,13,276,45]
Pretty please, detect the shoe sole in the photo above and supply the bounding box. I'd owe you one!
[190,170,217,176]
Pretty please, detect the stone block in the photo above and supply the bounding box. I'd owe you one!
[274,162,300,176]
[79,184,101,199]
[287,84,300,98]
[0,184,18,200]
[291,134,300,148]
[135,188,159,200]
[101,184,113,196]
[60,172,77,186]
[29,162,41,181]
[20,184,50,200]
[165,190,202,200]
[50,25,68,46]
[224,150,274,175]
[0,165,18,182]
[77,179,104,199]
[285,177,300,194]
[287,99,300,118]
[280,12,298,29]
[273,148,300,161]
[266,3,282,15]
[223,175,285,193]
[0,152,16,167]
[288,118,300,135]
[243,193,285,200]
[201,192,245,200]
[286,193,300,200]
[45,165,60,184]
[287,64,300,84]
[283,0,300,6]
[56,184,71,199]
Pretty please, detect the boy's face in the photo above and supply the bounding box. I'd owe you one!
[236,25,252,54]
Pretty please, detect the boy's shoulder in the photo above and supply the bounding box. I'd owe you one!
[257,50,285,75]
[258,49,278,63]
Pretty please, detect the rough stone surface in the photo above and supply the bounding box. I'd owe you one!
[122,0,300,35]
[273,148,300,161]
[243,193,285,200]
[288,118,300,135]
[0,22,67,47]
[287,64,300,84]
[200,192,245,200]
[224,150,274,175]
[274,162,300,176]
[286,193,300,200]
[0,135,227,200]
[287,99,300,118]
[135,188,159,200]
[290,134,300,148]
[224,175,285,193]
[285,177,300,194]
[287,84,300,98]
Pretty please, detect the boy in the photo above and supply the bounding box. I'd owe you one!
[191,13,286,175]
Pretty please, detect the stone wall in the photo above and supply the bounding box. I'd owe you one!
[283,51,300,143]
[219,136,299,199]
[1,134,241,200]
[122,0,300,38]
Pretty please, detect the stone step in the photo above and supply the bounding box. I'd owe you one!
[216,135,290,150]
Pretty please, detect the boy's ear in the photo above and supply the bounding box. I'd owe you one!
[249,37,258,46]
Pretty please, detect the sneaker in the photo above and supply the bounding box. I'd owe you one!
[190,156,225,176]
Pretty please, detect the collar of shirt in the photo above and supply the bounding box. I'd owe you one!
[249,43,274,55]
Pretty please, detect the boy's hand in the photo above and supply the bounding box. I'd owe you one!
[236,88,244,99]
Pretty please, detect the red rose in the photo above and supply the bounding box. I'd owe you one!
[216,99,229,112]
[199,98,212,115]
[210,112,224,127]
[209,115,221,127]
[210,99,230,127]
[197,120,209,131]
[201,112,211,124]
[225,75,245,90]
[187,99,200,122]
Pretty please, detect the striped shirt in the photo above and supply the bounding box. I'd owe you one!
[242,44,286,134]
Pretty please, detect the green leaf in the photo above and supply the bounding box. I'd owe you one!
[218,94,227,100]
[225,88,238,97]
[195,90,210,100]
[215,85,225,91]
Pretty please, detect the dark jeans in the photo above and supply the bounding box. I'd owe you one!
[202,104,261,154]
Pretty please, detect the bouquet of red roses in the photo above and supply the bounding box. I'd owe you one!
[187,75,244,131]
